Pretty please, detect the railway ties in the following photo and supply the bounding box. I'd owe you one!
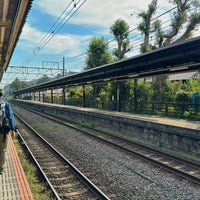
[83,124,200,185]
[101,134,200,185]
[12,102,200,198]
[14,113,110,200]
[16,104,200,186]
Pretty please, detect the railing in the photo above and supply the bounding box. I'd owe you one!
[64,100,200,120]
[121,101,200,119]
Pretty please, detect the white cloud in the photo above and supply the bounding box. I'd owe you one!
[37,0,173,31]
[4,0,199,86]
[19,0,200,57]
[20,23,91,56]
[14,1,200,65]
[45,34,91,56]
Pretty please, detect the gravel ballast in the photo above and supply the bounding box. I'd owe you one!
[14,106,200,200]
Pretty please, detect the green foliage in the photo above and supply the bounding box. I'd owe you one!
[164,0,200,45]
[138,0,200,49]
[176,92,191,103]
[110,18,129,39]
[85,36,113,70]
[107,82,117,101]
[183,111,191,118]
[137,80,154,106]
[137,0,158,52]
[67,86,82,99]
[85,36,113,99]
[110,18,130,60]
[162,79,182,102]
[99,87,109,101]
[9,75,52,94]
[184,78,200,92]
[36,75,51,84]
[10,77,31,92]
[154,138,162,148]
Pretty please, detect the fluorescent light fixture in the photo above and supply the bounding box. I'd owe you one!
[170,66,188,71]
[128,74,139,78]
[103,78,111,81]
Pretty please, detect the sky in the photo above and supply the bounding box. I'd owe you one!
[1,0,200,87]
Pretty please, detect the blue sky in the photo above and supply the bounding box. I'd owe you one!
[1,0,199,87]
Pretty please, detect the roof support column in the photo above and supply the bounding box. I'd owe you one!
[51,88,54,104]
[62,86,66,105]
[117,82,121,112]
[42,91,45,103]
[39,91,41,102]
[82,85,85,107]
[134,79,138,111]
[33,92,36,101]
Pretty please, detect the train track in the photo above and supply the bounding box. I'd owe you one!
[15,113,110,200]
[15,105,200,185]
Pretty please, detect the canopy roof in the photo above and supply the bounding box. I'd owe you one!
[0,0,33,80]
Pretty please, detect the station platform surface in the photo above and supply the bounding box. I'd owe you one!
[44,101,200,131]
[15,99,200,131]
[0,135,34,200]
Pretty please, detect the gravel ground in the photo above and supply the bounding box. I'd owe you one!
[14,106,200,200]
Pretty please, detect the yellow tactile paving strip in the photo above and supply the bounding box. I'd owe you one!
[0,144,21,199]
[0,135,34,200]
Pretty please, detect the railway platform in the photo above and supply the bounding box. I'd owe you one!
[0,135,34,200]
[14,100,199,159]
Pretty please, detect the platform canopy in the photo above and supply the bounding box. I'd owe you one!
[13,36,200,95]
[0,0,33,81]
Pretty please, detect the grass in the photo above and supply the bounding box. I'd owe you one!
[14,137,55,200]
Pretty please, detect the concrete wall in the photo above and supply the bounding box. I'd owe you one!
[13,100,200,161]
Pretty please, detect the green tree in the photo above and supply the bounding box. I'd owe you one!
[85,37,113,101]
[156,0,200,47]
[162,0,200,45]
[109,19,132,109]
[10,78,30,92]
[137,81,154,109]
[36,74,51,84]
[138,0,200,49]
[110,18,131,60]
[137,0,200,102]
[85,36,113,70]
[182,78,200,93]
[133,0,158,109]
[137,0,158,52]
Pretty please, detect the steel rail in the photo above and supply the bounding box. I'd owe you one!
[16,129,61,200]
[18,105,200,185]
[14,112,111,200]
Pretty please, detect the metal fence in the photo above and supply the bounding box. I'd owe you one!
[64,99,200,120]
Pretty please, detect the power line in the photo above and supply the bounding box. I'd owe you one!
[2,1,198,87]
[22,0,87,66]
[64,4,198,71]
[62,5,178,70]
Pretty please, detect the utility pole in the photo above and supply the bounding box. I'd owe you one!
[63,57,65,77]
[62,57,66,105]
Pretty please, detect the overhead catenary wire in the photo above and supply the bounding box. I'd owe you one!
[22,0,87,67]
[65,4,199,71]
[2,0,87,85]
[3,5,186,84]
[30,1,74,58]
[2,1,198,85]
[62,5,179,71]
[20,2,178,72]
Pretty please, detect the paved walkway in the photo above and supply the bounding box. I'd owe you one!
[0,135,34,200]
